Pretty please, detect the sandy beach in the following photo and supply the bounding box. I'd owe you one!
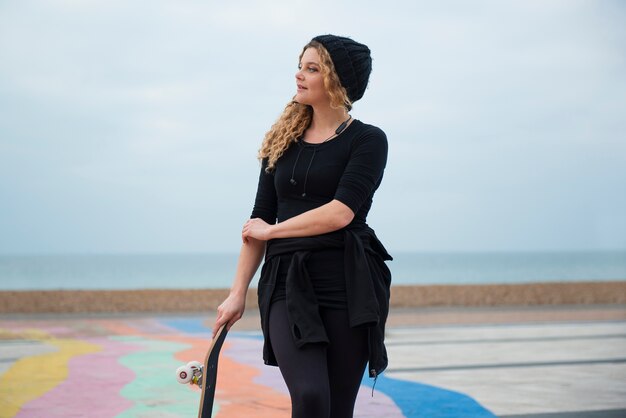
[1,281,624,314]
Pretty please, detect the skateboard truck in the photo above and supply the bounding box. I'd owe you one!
[176,360,204,387]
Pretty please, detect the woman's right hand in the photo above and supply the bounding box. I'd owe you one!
[212,291,246,338]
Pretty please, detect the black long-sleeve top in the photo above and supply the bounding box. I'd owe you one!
[250,119,393,378]
[251,119,388,226]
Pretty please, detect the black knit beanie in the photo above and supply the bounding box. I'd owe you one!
[311,34,372,103]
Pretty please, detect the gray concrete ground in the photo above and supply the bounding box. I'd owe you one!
[383,304,626,417]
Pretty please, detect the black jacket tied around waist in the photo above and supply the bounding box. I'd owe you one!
[257,225,393,378]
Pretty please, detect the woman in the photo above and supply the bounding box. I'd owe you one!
[213,34,392,418]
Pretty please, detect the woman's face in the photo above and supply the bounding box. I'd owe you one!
[294,47,329,107]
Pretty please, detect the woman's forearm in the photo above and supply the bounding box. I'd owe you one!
[268,199,354,239]
[230,238,266,297]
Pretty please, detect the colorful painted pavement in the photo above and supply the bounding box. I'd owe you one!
[0,315,495,418]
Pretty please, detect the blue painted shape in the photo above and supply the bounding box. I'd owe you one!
[159,318,264,340]
[228,331,264,341]
[159,317,210,334]
[361,373,496,418]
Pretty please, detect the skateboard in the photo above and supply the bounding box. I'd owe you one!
[175,324,229,418]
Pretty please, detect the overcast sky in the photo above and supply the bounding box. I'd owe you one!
[1,0,625,254]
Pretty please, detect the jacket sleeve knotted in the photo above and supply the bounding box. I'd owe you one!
[285,251,330,347]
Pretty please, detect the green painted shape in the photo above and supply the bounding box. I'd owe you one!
[113,336,218,417]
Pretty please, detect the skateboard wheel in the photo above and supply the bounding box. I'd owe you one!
[176,365,193,384]
[187,360,203,371]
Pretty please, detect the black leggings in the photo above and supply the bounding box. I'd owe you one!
[268,300,369,418]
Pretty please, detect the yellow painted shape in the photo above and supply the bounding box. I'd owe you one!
[0,328,100,417]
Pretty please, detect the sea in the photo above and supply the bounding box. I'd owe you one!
[1,250,625,291]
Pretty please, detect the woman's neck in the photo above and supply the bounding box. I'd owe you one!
[308,105,350,134]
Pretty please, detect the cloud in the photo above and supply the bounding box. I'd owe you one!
[1,0,625,253]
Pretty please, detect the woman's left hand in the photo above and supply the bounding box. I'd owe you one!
[242,218,272,243]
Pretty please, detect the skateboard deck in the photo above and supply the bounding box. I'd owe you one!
[198,324,228,418]
[175,324,228,418]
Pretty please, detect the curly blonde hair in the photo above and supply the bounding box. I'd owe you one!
[258,41,352,172]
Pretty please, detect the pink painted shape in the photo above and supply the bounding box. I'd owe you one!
[225,337,289,395]
[16,337,142,418]
[354,385,406,417]
[30,326,74,336]
[224,337,404,417]
[113,318,179,336]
